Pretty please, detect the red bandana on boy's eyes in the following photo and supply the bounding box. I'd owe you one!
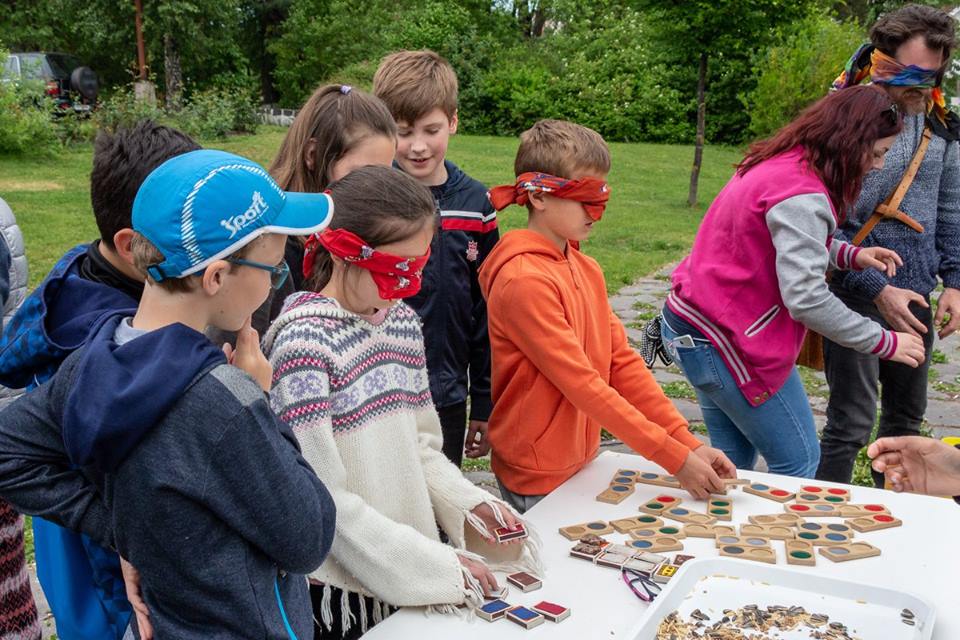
[303,228,431,299]
[487,172,611,221]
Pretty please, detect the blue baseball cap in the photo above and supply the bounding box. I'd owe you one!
[132,149,333,281]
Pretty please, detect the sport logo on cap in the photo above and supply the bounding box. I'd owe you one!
[220,191,271,239]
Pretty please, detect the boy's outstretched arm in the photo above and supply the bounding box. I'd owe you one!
[0,355,113,549]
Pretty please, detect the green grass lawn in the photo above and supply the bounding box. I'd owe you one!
[0,126,742,289]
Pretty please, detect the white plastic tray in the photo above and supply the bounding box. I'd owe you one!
[628,557,935,640]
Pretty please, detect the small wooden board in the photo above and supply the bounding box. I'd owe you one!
[660,506,717,525]
[719,543,776,564]
[682,523,736,538]
[630,524,685,540]
[748,513,804,527]
[785,540,816,566]
[739,523,796,540]
[625,536,683,553]
[633,471,682,489]
[596,484,634,504]
[714,534,773,550]
[848,514,902,532]
[819,541,881,563]
[796,484,851,503]
[610,515,663,533]
[707,496,733,521]
[795,529,854,546]
[558,521,614,540]
[637,494,683,516]
[838,504,891,518]
[784,503,843,517]
[743,482,795,502]
[722,478,750,487]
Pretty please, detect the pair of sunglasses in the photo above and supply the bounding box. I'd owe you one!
[226,257,290,290]
[621,568,661,602]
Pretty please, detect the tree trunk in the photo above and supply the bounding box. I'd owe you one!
[531,3,547,37]
[688,51,707,207]
[164,32,183,112]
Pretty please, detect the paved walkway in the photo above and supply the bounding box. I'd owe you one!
[33,265,960,636]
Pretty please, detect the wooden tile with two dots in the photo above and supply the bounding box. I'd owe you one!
[722,478,750,487]
[558,520,614,541]
[795,521,855,545]
[785,540,816,566]
[794,484,851,504]
[682,523,736,539]
[718,541,777,564]
[660,505,717,526]
[819,541,881,563]
[596,483,635,504]
[738,523,796,541]
[629,523,686,540]
[637,494,683,517]
[633,471,682,490]
[748,513,804,527]
[838,504,891,518]
[743,482,795,503]
[506,606,545,630]
[706,496,733,521]
[848,513,902,533]
[625,535,684,554]
[714,534,774,550]
[610,515,664,534]
[784,503,844,518]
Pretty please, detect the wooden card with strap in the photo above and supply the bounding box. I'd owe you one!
[797,127,931,371]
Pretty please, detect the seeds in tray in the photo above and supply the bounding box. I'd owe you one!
[655,604,855,640]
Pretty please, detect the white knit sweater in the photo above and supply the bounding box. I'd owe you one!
[262,292,539,628]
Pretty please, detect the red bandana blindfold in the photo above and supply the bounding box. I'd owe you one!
[303,229,431,299]
[488,172,610,220]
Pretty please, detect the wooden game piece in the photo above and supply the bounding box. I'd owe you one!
[629,524,686,540]
[614,469,639,483]
[660,506,717,525]
[738,524,796,540]
[837,504,891,518]
[569,541,605,561]
[714,535,773,550]
[743,482,795,502]
[610,515,664,533]
[494,523,527,543]
[718,543,777,564]
[785,540,816,566]
[652,563,680,583]
[621,556,659,574]
[478,599,511,622]
[633,471,682,489]
[748,513,804,527]
[707,496,733,521]
[506,572,542,592]
[795,521,854,545]
[848,514,902,533]
[722,478,750,486]
[558,521,614,540]
[682,523,736,538]
[594,548,634,568]
[818,541,881,563]
[784,503,843,517]
[506,606,545,630]
[672,554,696,566]
[532,601,570,623]
[797,484,850,502]
[596,484,634,504]
[625,536,683,553]
[637,494,683,516]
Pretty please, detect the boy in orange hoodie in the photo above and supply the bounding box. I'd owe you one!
[479,119,737,512]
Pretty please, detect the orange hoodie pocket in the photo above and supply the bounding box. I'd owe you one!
[522,384,588,472]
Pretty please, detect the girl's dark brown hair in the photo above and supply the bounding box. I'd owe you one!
[305,165,436,292]
[737,85,902,216]
[269,84,397,194]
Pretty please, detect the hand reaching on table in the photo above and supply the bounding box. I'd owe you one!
[458,555,499,596]
[693,445,737,481]
[674,449,725,499]
[868,436,960,496]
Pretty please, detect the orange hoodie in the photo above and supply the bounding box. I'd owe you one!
[478,230,702,495]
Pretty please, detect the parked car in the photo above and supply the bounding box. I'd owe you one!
[2,52,99,113]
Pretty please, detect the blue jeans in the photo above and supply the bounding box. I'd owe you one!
[660,309,820,478]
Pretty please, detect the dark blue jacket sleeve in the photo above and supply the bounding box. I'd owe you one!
[0,234,11,310]
[468,201,497,422]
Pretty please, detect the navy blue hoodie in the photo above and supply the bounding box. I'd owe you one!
[0,313,336,639]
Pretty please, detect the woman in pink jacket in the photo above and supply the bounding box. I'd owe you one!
[660,86,925,478]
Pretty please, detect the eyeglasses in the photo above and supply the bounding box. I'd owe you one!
[621,568,661,602]
[226,258,290,290]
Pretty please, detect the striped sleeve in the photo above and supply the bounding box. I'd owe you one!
[828,239,863,271]
[440,209,498,233]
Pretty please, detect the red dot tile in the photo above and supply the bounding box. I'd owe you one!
[801,486,822,492]
[657,496,677,503]
[874,515,894,522]
[770,490,790,496]
[827,488,847,495]
[865,505,884,512]
[790,505,810,511]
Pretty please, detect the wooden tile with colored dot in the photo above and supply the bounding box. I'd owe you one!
[719,543,776,564]
[795,484,850,503]
[795,521,854,545]
[786,540,816,566]
[660,506,717,525]
[743,482,795,503]
[738,523,796,540]
[610,515,663,534]
[714,534,773,550]
[683,523,736,538]
[707,496,733,521]
[837,504,891,518]
[819,541,881,563]
[629,524,686,540]
[596,484,634,504]
[637,494,683,516]
[633,471,682,490]
[748,513,804,527]
[784,503,843,517]
[558,521,614,540]
[848,514,902,532]
[625,535,683,553]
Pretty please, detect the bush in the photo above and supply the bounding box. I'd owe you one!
[0,77,60,157]
[94,85,164,133]
[52,112,98,146]
[746,15,865,140]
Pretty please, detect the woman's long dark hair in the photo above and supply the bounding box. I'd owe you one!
[738,85,902,216]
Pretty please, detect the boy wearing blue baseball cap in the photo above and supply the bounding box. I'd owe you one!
[0,150,337,639]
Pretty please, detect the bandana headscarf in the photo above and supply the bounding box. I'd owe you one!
[487,172,611,221]
[832,43,954,136]
[303,228,431,299]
